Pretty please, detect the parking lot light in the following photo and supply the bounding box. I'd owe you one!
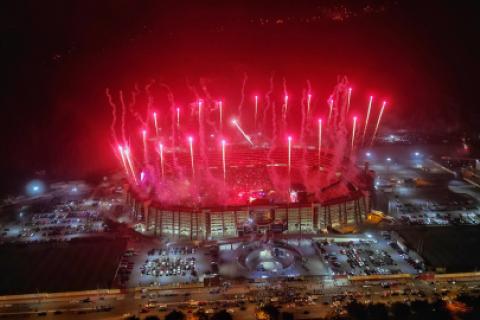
[386,157,392,162]
[414,152,420,156]
[366,152,371,157]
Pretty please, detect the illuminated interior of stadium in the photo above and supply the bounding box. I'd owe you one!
[109,76,382,239]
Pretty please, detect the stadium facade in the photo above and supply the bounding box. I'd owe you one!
[126,189,371,240]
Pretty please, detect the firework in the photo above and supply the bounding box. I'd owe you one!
[153,112,159,136]
[232,119,254,146]
[176,107,180,128]
[318,118,322,165]
[221,139,226,182]
[188,136,195,177]
[307,93,312,115]
[118,145,129,177]
[370,100,387,146]
[158,143,165,178]
[198,100,203,127]
[362,96,373,145]
[142,129,148,163]
[254,95,258,129]
[346,87,352,113]
[283,95,289,120]
[327,98,334,124]
[109,77,392,208]
[288,136,292,177]
[124,147,137,184]
[219,100,223,130]
[351,116,357,150]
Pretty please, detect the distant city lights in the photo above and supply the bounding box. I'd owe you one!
[26,180,45,196]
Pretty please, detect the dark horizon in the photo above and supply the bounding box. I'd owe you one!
[1,0,479,195]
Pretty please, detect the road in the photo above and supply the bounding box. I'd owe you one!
[2,276,480,319]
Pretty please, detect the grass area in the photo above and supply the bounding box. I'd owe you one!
[0,237,127,295]
[397,226,480,272]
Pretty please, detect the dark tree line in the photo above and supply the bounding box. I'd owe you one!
[124,295,480,320]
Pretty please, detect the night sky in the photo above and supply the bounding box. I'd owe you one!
[1,1,479,195]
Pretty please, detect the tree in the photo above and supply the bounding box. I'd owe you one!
[125,316,140,320]
[391,302,412,319]
[345,300,367,320]
[165,310,186,320]
[457,294,480,320]
[211,309,233,320]
[430,300,452,320]
[194,310,209,320]
[144,316,161,320]
[281,311,294,320]
[410,300,431,320]
[366,303,388,320]
[261,304,281,320]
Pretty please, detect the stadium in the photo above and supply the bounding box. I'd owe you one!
[114,78,378,240]
[125,143,374,240]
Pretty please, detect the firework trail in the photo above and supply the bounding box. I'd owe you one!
[346,87,352,114]
[127,87,140,141]
[370,100,387,147]
[218,100,223,131]
[119,90,127,144]
[323,76,350,188]
[128,84,146,127]
[185,78,202,112]
[199,78,218,132]
[105,88,118,144]
[145,80,156,125]
[185,79,210,174]
[159,82,180,173]
[232,119,254,146]
[306,79,312,113]
[327,96,334,126]
[271,102,278,145]
[262,73,275,135]
[281,77,288,128]
[362,96,373,145]
[299,88,309,190]
[237,72,248,122]
[199,77,214,103]
[351,116,358,151]
[254,95,259,130]
[300,88,307,145]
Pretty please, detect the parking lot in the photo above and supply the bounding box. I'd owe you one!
[0,199,107,243]
[316,231,423,276]
[362,145,480,226]
[122,240,212,288]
